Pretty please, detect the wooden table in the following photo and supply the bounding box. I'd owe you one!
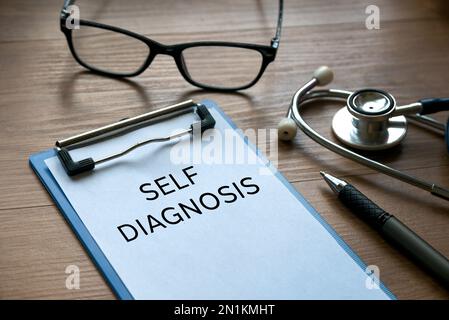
[1,0,448,300]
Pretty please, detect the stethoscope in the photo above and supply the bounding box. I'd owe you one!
[278,66,449,202]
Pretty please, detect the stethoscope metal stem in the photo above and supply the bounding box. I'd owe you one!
[407,114,446,134]
[289,87,449,201]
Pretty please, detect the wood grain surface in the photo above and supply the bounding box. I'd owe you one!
[1,0,448,300]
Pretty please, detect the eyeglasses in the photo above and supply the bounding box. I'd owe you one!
[60,0,284,91]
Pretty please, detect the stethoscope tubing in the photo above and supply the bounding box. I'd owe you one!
[288,86,449,201]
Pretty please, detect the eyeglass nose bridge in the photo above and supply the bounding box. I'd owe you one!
[149,42,180,58]
[141,42,189,80]
[137,41,180,74]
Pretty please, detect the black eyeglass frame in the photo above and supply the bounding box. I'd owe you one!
[60,0,284,91]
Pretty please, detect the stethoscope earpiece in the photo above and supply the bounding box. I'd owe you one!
[277,66,334,142]
[313,66,334,86]
[277,117,298,141]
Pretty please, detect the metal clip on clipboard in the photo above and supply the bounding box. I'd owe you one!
[55,100,216,176]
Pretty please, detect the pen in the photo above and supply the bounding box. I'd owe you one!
[320,171,449,288]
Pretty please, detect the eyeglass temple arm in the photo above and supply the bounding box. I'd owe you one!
[61,0,284,47]
[271,0,284,48]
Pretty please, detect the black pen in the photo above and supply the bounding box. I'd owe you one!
[320,171,449,288]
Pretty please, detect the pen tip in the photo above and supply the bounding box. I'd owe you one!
[319,171,347,194]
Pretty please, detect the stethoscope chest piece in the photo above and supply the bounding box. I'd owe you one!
[332,89,407,151]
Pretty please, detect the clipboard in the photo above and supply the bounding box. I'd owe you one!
[29,99,395,300]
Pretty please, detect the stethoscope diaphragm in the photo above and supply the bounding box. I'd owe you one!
[332,89,407,151]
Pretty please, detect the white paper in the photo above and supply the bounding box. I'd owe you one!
[46,105,391,299]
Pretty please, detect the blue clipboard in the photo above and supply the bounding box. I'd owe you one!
[29,99,396,300]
